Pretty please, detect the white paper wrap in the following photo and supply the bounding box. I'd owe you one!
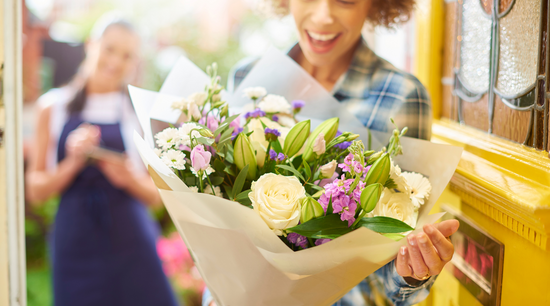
[130,49,463,306]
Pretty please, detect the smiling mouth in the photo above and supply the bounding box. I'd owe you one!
[305,30,341,53]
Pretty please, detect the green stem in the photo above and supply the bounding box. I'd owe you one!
[198,171,204,193]
[206,175,216,195]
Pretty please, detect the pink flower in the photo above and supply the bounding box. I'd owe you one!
[206,115,219,131]
[332,194,357,226]
[190,144,212,172]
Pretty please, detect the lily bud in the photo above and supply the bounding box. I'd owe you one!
[283,120,310,157]
[198,128,214,138]
[360,183,384,213]
[300,197,325,223]
[220,104,229,118]
[303,117,339,162]
[234,133,258,180]
[365,153,391,186]
[319,160,337,179]
[367,150,384,165]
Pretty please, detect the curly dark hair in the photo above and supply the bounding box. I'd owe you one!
[258,0,416,28]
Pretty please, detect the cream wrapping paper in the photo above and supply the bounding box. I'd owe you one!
[130,49,463,305]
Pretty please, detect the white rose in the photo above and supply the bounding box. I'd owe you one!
[243,87,267,100]
[371,189,417,229]
[188,92,208,106]
[258,94,291,114]
[248,118,289,167]
[250,173,306,235]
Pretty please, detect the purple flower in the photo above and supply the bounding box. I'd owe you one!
[264,127,281,142]
[336,131,343,137]
[338,153,355,172]
[352,181,366,202]
[335,141,352,150]
[272,115,279,122]
[231,127,244,140]
[352,160,364,174]
[244,108,266,120]
[287,233,308,249]
[319,178,350,211]
[291,100,305,111]
[277,153,286,161]
[269,149,278,160]
[332,195,357,226]
[315,238,332,246]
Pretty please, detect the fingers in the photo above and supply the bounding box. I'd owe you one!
[424,223,455,262]
[395,246,412,277]
[407,235,430,278]
[416,232,443,275]
[432,220,459,238]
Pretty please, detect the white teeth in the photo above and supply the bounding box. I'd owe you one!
[307,31,338,41]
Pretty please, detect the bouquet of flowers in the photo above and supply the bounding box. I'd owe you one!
[130,51,462,306]
[152,62,430,250]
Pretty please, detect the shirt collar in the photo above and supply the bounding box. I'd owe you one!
[285,38,378,94]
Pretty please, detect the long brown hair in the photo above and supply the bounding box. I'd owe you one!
[66,18,136,114]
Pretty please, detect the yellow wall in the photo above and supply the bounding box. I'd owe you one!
[414,0,550,304]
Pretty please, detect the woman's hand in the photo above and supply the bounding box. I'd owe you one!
[395,219,459,284]
[65,123,101,169]
[97,157,136,190]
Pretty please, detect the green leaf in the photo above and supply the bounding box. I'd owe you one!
[184,176,196,186]
[360,183,383,213]
[235,189,251,201]
[232,165,249,199]
[222,184,233,199]
[357,216,414,233]
[214,114,240,137]
[224,165,236,177]
[302,160,312,180]
[197,137,215,146]
[382,233,406,241]
[213,159,226,173]
[287,214,349,239]
[236,197,252,206]
[327,195,334,215]
[271,139,283,153]
[311,227,353,239]
[306,183,324,192]
[275,165,306,182]
[209,176,224,186]
[384,178,397,189]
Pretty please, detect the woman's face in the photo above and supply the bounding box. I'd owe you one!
[88,25,140,86]
[289,0,370,67]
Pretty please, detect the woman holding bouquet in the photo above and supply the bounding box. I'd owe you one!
[203,0,460,305]
[26,15,178,306]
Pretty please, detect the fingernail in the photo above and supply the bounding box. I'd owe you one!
[418,234,428,244]
[424,224,434,234]
[408,235,416,246]
[400,247,406,255]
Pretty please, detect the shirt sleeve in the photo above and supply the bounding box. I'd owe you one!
[391,79,433,141]
[375,260,438,306]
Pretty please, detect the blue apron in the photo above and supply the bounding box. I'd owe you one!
[52,112,178,306]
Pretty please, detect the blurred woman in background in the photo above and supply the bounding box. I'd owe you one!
[26,14,178,306]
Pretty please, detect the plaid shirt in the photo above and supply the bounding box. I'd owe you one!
[202,39,435,306]
[229,38,433,140]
